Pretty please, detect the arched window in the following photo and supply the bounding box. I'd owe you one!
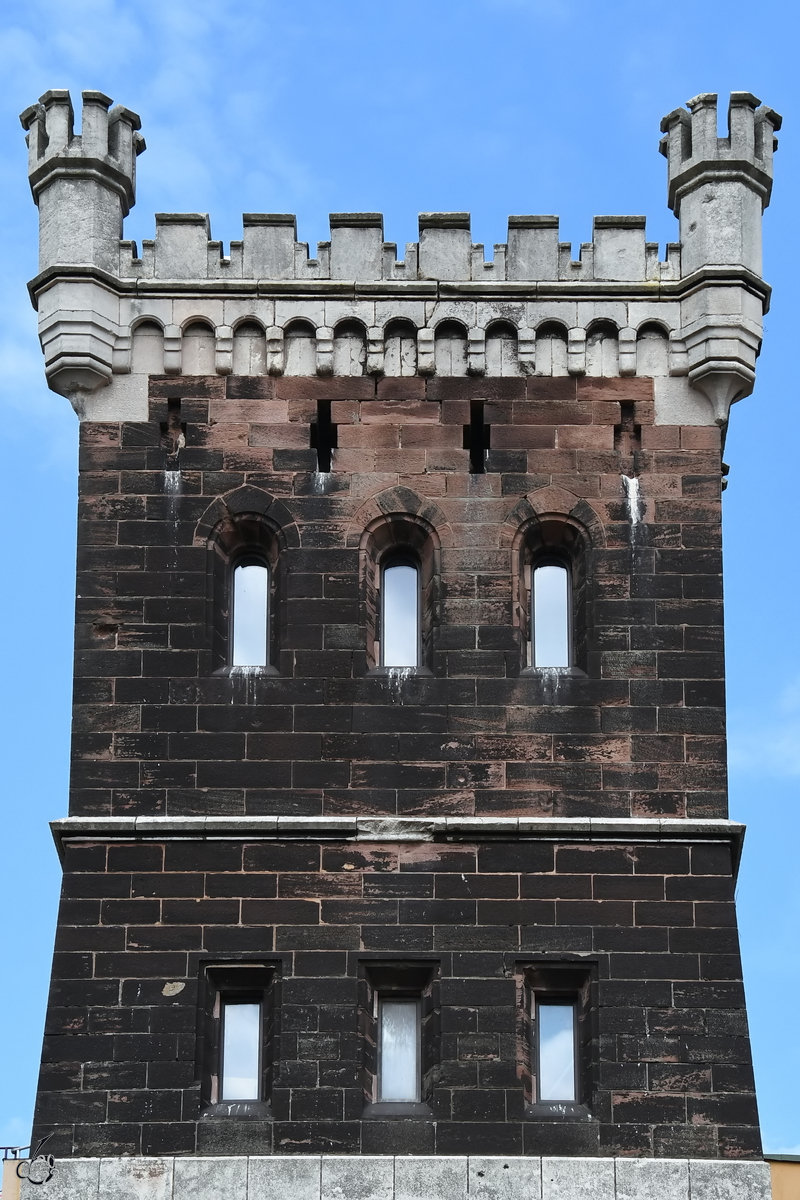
[485,321,519,377]
[333,320,366,376]
[381,557,420,668]
[535,322,568,376]
[232,560,270,667]
[182,321,216,375]
[434,321,468,377]
[384,319,417,377]
[585,321,619,377]
[532,560,571,669]
[232,321,267,375]
[636,322,669,376]
[284,321,316,375]
[131,320,165,374]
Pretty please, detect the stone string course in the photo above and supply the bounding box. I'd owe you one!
[20,1156,772,1200]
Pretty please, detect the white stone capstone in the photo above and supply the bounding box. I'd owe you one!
[614,1158,689,1200]
[541,1157,615,1200]
[248,1155,321,1200]
[19,1157,774,1200]
[395,1157,468,1200]
[321,1156,395,1200]
[468,1156,541,1200]
[688,1160,772,1200]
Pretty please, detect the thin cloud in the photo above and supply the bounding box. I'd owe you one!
[729,678,800,779]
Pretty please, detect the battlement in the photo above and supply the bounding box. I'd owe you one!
[20,89,145,213]
[118,208,680,283]
[21,90,780,428]
[660,92,781,214]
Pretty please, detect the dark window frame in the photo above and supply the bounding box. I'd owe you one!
[533,994,579,1104]
[377,995,423,1103]
[361,515,440,675]
[520,962,595,1121]
[514,516,592,676]
[198,962,277,1120]
[359,958,438,1118]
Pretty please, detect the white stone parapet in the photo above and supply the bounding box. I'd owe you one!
[21,89,780,430]
[19,1155,773,1200]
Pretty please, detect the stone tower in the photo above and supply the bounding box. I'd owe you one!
[19,90,779,1200]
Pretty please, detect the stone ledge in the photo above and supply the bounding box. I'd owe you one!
[50,814,745,858]
[19,1155,772,1200]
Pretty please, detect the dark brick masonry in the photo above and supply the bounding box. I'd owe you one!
[32,374,760,1159]
[38,836,755,1159]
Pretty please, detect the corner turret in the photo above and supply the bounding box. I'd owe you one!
[20,90,144,400]
[660,92,781,420]
[21,89,144,274]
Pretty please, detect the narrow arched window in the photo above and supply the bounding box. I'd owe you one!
[586,321,619,377]
[434,321,468,377]
[232,562,269,667]
[381,559,419,668]
[284,320,316,375]
[384,319,417,377]
[535,322,568,376]
[333,320,366,377]
[532,562,570,669]
[486,321,519,377]
[182,321,216,374]
[131,320,165,374]
[232,321,267,375]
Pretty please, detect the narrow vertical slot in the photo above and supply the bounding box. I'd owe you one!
[310,399,337,472]
[463,397,489,473]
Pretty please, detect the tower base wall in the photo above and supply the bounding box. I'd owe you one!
[19,1155,772,1200]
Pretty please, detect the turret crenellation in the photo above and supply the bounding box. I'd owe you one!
[22,89,778,430]
[21,89,144,219]
[660,91,781,220]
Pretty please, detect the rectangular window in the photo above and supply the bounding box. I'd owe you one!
[200,963,275,1116]
[378,998,420,1102]
[221,1000,261,1101]
[535,999,577,1103]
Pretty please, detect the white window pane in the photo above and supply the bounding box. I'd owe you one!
[382,564,418,667]
[538,1003,576,1102]
[232,564,268,666]
[533,564,570,668]
[379,999,419,1101]
[221,1001,260,1100]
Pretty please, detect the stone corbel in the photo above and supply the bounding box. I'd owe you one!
[567,327,586,376]
[215,325,233,375]
[366,326,384,376]
[417,328,435,375]
[266,326,284,376]
[518,327,536,375]
[618,327,637,376]
[467,327,485,376]
[163,324,182,374]
[112,331,132,374]
[316,326,333,375]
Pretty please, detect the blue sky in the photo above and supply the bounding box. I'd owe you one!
[0,0,798,1154]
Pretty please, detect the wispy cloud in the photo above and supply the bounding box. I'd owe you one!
[729,677,800,778]
[0,1115,30,1148]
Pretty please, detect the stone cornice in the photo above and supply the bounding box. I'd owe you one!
[51,814,746,870]
[27,262,772,312]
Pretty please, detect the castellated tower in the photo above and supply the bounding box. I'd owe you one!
[18,90,779,1200]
